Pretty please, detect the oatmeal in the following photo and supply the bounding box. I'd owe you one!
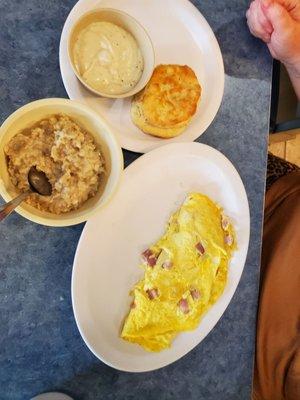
[4,114,105,214]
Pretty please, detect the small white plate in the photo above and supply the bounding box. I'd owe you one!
[60,0,224,153]
[72,142,250,372]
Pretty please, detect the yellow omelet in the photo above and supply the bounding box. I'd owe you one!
[121,193,236,352]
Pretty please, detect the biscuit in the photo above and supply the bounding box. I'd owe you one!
[131,65,201,138]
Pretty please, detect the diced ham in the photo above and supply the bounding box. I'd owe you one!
[162,260,173,270]
[141,249,157,267]
[221,215,229,230]
[130,301,136,309]
[146,288,159,300]
[190,288,201,300]
[178,298,189,314]
[225,234,234,246]
[195,241,205,255]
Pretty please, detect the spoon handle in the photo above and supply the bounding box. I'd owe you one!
[0,190,32,222]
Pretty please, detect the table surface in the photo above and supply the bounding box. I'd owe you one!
[0,0,272,399]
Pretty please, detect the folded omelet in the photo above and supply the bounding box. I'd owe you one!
[131,65,201,138]
[121,193,236,352]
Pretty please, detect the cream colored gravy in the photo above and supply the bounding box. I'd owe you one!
[73,21,144,95]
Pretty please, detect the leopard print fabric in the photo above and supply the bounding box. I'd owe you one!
[267,152,299,191]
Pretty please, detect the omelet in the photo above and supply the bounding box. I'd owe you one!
[121,193,236,352]
[131,65,201,138]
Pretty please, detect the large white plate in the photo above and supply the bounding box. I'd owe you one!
[60,0,224,153]
[72,142,250,372]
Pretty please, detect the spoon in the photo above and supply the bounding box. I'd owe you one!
[0,166,52,222]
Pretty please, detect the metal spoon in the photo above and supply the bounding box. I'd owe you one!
[0,166,52,222]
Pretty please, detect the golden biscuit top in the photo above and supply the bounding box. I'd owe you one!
[133,64,201,128]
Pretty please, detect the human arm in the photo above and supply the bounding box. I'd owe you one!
[246,0,300,100]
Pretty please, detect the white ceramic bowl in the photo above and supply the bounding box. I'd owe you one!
[0,98,123,226]
[68,8,155,99]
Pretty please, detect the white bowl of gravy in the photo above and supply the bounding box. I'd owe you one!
[68,8,155,99]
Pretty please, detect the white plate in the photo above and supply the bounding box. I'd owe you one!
[72,142,250,372]
[60,0,224,153]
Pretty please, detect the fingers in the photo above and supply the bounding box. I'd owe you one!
[262,1,294,30]
[262,0,300,19]
[258,0,274,32]
[246,0,272,42]
[260,0,272,9]
[261,0,292,10]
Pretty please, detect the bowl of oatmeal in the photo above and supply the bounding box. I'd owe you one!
[0,98,123,226]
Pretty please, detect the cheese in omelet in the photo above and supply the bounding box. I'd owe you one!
[121,193,236,352]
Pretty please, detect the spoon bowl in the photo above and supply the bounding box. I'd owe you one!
[28,166,52,196]
[0,167,52,222]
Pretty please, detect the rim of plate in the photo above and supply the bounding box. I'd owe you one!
[59,0,225,153]
[71,142,250,372]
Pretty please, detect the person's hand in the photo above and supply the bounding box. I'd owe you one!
[246,0,300,75]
